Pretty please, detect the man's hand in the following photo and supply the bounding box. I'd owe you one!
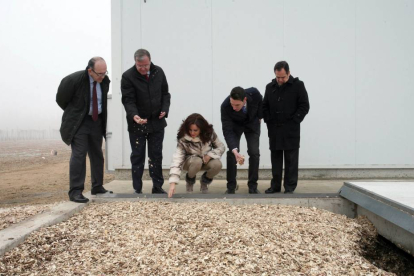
[133,115,147,125]
[159,111,166,119]
[168,183,176,198]
[232,149,245,165]
[203,155,212,164]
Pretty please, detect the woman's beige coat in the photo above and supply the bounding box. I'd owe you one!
[169,132,226,184]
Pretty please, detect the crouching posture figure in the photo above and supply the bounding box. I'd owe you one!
[168,113,226,198]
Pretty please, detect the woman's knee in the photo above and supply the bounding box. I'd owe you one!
[186,157,203,176]
[207,159,222,175]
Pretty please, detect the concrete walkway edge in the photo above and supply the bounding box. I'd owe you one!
[0,197,90,256]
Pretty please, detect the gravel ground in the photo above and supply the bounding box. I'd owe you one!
[1,202,413,275]
[0,203,60,231]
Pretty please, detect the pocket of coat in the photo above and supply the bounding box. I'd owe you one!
[267,125,277,138]
[287,122,300,138]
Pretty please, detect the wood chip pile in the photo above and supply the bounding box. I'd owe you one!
[0,204,58,231]
[0,202,412,275]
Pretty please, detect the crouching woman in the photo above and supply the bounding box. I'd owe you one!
[168,113,225,198]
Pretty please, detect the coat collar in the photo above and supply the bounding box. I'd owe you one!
[183,134,200,142]
[271,75,294,87]
[132,62,158,80]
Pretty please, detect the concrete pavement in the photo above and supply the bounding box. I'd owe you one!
[102,179,346,195]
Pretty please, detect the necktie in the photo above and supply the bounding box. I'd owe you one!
[145,74,149,80]
[92,81,98,121]
[242,105,247,114]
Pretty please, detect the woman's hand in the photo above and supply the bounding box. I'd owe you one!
[203,155,212,164]
[168,183,176,198]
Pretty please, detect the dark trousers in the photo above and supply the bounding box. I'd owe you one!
[129,129,164,192]
[69,115,104,198]
[226,131,260,190]
[270,149,299,192]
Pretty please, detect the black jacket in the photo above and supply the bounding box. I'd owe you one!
[263,75,309,150]
[56,70,110,145]
[121,63,170,133]
[221,87,263,151]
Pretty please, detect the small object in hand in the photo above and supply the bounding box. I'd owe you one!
[238,155,245,165]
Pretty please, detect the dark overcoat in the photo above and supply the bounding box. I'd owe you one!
[121,63,171,133]
[221,87,263,151]
[263,76,309,150]
[56,70,110,145]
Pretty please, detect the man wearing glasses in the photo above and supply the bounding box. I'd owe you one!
[263,61,310,194]
[56,57,112,203]
[121,49,171,194]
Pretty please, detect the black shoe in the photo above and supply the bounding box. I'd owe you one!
[152,187,167,194]
[91,186,113,195]
[134,190,142,194]
[249,188,260,194]
[284,190,294,194]
[265,187,281,194]
[225,189,235,194]
[70,194,89,203]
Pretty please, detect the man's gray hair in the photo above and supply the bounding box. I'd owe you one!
[134,49,151,61]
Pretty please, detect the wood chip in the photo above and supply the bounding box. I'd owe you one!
[0,202,412,275]
[0,203,59,231]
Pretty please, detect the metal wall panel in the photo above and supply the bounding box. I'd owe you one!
[211,0,284,169]
[284,0,357,166]
[355,0,414,165]
[109,0,414,170]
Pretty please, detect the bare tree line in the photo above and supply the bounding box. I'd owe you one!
[0,129,61,141]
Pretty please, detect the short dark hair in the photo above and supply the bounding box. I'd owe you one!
[230,86,246,101]
[134,49,151,61]
[274,61,289,73]
[86,57,105,70]
[177,113,214,144]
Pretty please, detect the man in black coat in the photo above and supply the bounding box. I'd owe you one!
[121,49,171,194]
[263,61,310,194]
[221,86,263,194]
[56,57,112,203]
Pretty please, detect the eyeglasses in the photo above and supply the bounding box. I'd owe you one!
[92,69,108,77]
[136,63,151,69]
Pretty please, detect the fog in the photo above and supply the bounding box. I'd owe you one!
[0,0,111,136]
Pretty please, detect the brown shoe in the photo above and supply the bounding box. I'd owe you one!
[200,172,212,194]
[186,182,194,192]
[200,182,208,193]
[186,173,196,193]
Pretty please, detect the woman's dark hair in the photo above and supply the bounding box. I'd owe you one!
[177,113,214,144]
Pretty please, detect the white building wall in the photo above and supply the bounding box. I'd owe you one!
[108,0,414,171]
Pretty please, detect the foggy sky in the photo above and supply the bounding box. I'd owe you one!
[0,0,111,130]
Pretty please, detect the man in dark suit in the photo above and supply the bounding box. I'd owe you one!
[56,57,112,203]
[221,86,263,194]
[121,49,171,194]
[263,61,310,194]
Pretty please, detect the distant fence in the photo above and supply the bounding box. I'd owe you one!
[0,129,61,141]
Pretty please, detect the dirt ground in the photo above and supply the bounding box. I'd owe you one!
[0,140,114,207]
